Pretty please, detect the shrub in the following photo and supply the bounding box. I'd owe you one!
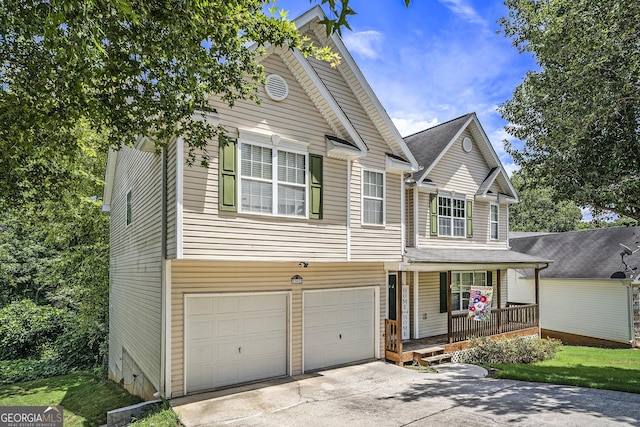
[0,300,70,360]
[0,359,70,385]
[460,336,562,365]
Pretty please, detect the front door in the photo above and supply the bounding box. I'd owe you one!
[388,274,397,321]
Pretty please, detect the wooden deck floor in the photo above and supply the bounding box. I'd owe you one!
[401,335,448,352]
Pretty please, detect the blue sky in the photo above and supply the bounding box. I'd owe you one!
[273,0,538,175]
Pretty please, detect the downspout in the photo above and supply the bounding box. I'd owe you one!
[160,147,168,398]
[625,282,634,345]
[346,160,351,261]
[534,263,549,333]
[400,174,406,252]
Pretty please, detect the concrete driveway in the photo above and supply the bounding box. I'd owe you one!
[171,361,640,426]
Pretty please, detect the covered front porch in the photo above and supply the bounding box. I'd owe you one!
[384,248,550,365]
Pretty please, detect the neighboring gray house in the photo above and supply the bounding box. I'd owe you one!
[508,227,640,347]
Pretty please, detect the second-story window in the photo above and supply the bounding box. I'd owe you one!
[438,195,465,237]
[239,142,307,217]
[362,169,385,225]
[490,204,499,240]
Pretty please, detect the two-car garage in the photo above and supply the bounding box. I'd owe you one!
[184,287,377,394]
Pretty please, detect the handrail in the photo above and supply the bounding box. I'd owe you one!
[451,303,538,343]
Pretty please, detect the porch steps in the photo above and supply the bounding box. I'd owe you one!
[412,346,451,366]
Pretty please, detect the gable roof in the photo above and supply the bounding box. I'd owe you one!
[510,226,640,280]
[292,7,419,171]
[403,112,517,200]
[404,113,473,175]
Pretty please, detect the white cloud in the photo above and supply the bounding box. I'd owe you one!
[342,30,384,59]
[502,161,520,177]
[391,115,439,137]
[437,0,488,26]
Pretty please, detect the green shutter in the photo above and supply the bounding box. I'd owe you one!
[466,200,473,238]
[309,154,323,219]
[439,272,448,313]
[219,136,237,212]
[487,271,492,286]
[430,193,438,236]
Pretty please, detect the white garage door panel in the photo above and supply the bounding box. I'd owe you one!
[303,288,375,372]
[186,293,287,393]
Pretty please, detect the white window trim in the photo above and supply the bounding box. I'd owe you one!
[238,140,309,219]
[361,168,386,226]
[451,271,488,312]
[490,203,499,240]
[437,194,466,238]
[125,188,133,227]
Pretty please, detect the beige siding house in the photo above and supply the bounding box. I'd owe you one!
[384,113,550,364]
[508,227,640,348]
[103,7,420,399]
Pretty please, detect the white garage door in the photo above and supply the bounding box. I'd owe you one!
[185,293,288,393]
[303,288,375,372]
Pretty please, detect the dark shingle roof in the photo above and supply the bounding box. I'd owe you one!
[405,247,551,265]
[404,113,473,176]
[510,226,640,279]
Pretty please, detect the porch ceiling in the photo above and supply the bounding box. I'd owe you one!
[402,247,552,271]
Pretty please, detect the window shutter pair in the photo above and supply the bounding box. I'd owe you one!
[218,137,323,219]
[429,194,473,237]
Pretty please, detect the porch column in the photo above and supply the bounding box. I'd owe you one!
[534,267,541,330]
[495,269,501,309]
[496,269,502,334]
[396,271,403,364]
[447,270,452,344]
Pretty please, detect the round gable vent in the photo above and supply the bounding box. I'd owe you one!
[462,137,473,152]
[265,74,289,101]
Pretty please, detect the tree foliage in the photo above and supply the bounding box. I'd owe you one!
[0,122,109,374]
[509,170,583,232]
[500,0,640,221]
[0,0,364,209]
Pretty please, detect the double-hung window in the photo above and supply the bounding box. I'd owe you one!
[451,271,487,311]
[362,169,384,225]
[438,195,465,237]
[490,204,499,240]
[239,142,307,217]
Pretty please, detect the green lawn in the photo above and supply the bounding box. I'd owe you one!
[0,371,143,427]
[488,346,640,393]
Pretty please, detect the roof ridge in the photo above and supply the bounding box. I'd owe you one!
[403,112,475,139]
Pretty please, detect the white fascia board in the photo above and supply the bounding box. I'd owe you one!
[291,49,367,156]
[416,181,438,192]
[386,155,414,173]
[101,148,119,212]
[326,137,364,160]
[192,109,220,125]
[467,115,519,199]
[326,31,419,171]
